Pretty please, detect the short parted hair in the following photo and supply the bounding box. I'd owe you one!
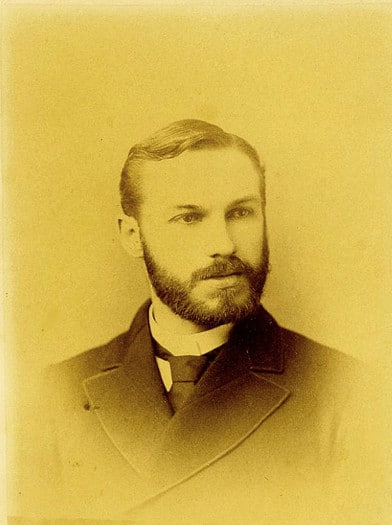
[120,119,265,218]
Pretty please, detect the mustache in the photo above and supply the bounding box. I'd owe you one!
[191,256,255,282]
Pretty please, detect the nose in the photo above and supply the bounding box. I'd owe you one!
[205,217,236,258]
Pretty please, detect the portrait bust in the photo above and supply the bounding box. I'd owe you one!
[5,6,390,523]
[18,119,375,524]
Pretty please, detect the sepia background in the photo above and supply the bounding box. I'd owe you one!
[2,2,392,519]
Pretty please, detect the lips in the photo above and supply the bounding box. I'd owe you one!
[191,257,251,283]
[207,272,242,279]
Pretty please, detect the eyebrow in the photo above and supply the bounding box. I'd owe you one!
[172,195,261,212]
[173,204,203,211]
[228,195,261,207]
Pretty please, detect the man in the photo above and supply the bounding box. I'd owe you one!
[31,120,363,524]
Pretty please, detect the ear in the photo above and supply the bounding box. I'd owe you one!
[118,215,144,258]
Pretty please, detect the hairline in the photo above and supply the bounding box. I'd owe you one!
[122,143,265,220]
[120,120,266,219]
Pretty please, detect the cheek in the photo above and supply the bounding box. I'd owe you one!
[143,223,203,258]
[231,222,264,261]
[141,227,198,273]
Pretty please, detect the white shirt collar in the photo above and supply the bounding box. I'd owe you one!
[148,305,233,356]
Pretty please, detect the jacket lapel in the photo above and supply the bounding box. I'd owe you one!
[83,303,173,475]
[148,309,290,490]
[83,302,290,494]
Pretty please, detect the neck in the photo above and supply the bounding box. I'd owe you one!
[150,290,207,335]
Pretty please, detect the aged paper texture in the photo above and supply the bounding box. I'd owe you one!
[2,1,391,524]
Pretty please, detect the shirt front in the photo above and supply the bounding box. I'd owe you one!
[148,305,233,391]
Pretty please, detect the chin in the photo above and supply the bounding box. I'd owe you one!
[186,292,260,328]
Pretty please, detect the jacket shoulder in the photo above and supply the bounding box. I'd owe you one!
[49,300,151,382]
[275,326,361,401]
[280,327,357,368]
[243,305,358,378]
[49,330,130,384]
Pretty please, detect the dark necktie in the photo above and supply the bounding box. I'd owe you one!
[155,344,217,412]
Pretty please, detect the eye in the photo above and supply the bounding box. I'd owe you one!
[170,213,203,225]
[227,207,254,220]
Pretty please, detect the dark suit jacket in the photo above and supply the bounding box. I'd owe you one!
[27,301,363,524]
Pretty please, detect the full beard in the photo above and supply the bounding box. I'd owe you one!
[141,237,270,329]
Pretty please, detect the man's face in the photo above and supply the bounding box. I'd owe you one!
[137,147,269,328]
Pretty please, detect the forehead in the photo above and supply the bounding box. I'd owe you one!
[138,148,262,209]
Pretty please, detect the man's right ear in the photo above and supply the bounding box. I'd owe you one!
[118,215,144,258]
